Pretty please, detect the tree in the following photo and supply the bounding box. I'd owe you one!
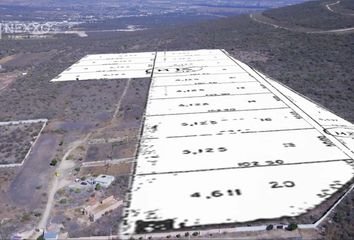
[286,223,298,231]
[266,224,274,230]
[50,159,58,166]
[37,235,45,240]
[95,183,101,191]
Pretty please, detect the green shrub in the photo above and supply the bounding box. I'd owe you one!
[95,183,101,191]
[286,223,298,231]
[50,159,58,166]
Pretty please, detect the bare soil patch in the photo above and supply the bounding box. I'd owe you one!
[0,51,57,69]
[0,71,21,91]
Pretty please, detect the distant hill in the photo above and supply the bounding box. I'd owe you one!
[0,0,353,122]
[0,0,353,239]
[263,0,354,30]
[0,0,310,22]
[0,0,309,8]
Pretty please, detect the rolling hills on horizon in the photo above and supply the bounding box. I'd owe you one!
[0,0,309,22]
[0,0,353,239]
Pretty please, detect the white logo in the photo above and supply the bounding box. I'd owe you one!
[0,22,54,39]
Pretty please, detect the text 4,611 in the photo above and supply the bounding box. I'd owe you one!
[190,189,242,199]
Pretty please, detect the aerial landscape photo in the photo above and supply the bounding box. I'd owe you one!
[0,0,354,239]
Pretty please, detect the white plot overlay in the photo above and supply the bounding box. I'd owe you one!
[120,49,354,237]
[51,52,156,81]
[51,49,354,236]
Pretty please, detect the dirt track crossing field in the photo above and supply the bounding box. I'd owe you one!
[9,133,58,207]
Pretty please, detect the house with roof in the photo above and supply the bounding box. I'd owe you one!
[43,231,59,240]
[94,175,115,188]
[84,196,123,222]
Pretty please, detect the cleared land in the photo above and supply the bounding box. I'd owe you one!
[8,47,352,239]
[0,0,354,238]
[51,52,155,82]
[55,50,354,239]
[0,71,22,91]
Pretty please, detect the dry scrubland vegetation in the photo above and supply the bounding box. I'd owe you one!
[85,78,150,163]
[0,123,43,165]
[0,0,353,238]
[263,0,354,30]
[341,0,354,10]
[0,5,353,123]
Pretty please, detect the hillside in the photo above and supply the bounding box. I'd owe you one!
[0,0,353,239]
[263,0,354,30]
[1,1,353,122]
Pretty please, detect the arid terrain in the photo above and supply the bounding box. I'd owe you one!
[0,0,353,239]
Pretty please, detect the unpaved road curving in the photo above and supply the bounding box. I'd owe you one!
[24,133,91,239]
[325,0,341,13]
[325,0,354,16]
[250,13,354,34]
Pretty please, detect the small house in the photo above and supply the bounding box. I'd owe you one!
[94,175,115,188]
[84,196,123,222]
[43,231,59,240]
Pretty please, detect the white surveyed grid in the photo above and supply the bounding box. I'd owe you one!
[50,49,354,237]
[121,49,354,237]
[51,52,156,82]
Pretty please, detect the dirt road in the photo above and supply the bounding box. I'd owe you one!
[113,78,131,120]
[325,0,354,16]
[24,133,91,239]
[9,134,57,207]
[325,0,341,13]
[250,13,354,34]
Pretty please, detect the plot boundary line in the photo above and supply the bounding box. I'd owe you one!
[123,51,158,225]
[222,49,354,161]
[135,158,352,176]
[152,80,257,87]
[0,119,48,168]
[146,106,290,117]
[149,91,271,100]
